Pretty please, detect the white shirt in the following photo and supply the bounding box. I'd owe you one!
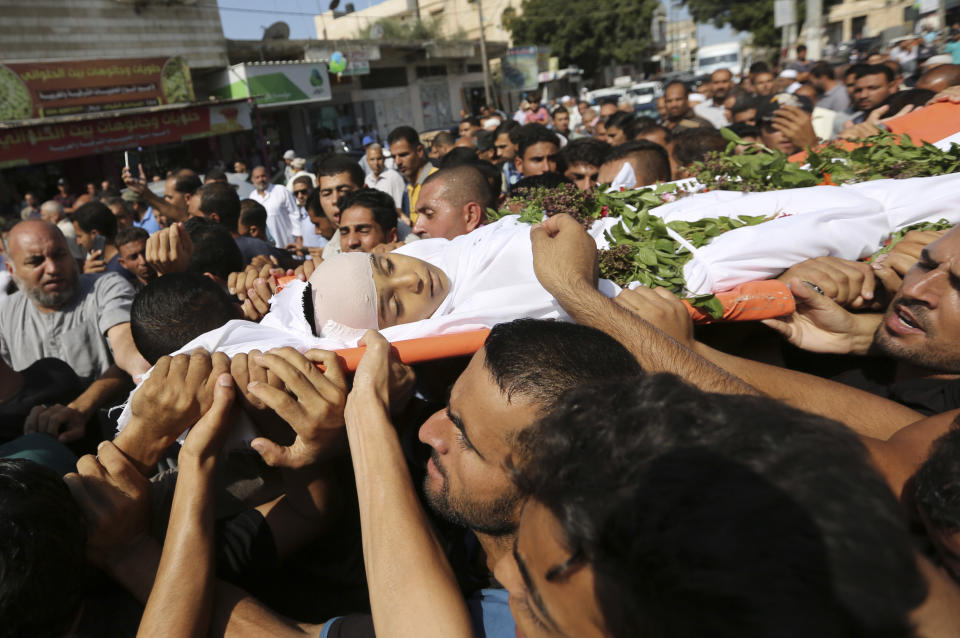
[249,184,301,248]
[364,168,406,210]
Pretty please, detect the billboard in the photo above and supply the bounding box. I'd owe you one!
[502,46,540,91]
[212,62,332,107]
[0,57,194,121]
[0,101,251,168]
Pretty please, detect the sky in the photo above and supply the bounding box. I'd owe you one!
[217,0,745,44]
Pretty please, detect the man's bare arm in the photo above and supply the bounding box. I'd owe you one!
[107,322,151,378]
[530,214,757,396]
[343,331,474,638]
[122,166,186,223]
[25,364,130,443]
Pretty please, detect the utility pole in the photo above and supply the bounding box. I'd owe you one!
[805,0,822,60]
[937,0,946,29]
[476,0,492,106]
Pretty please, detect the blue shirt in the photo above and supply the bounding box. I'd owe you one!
[134,206,161,235]
[299,207,328,249]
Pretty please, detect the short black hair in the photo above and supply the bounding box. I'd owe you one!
[239,199,267,230]
[315,153,364,189]
[304,190,324,217]
[671,127,726,168]
[604,111,637,139]
[494,119,520,138]
[460,115,481,127]
[387,125,421,150]
[914,420,960,533]
[605,140,671,183]
[749,61,771,74]
[513,123,559,159]
[115,225,149,248]
[855,63,895,83]
[173,169,202,195]
[72,201,118,242]
[730,94,760,117]
[131,272,240,363]
[665,79,689,95]
[560,137,612,169]
[473,129,495,154]
[483,319,641,412]
[551,106,568,119]
[198,182,241,231]
[512,374,927,638]
[432,130,456,150]
[293,175,314,190]
[204,166,227,182]
[0,458,87,638]
[878,88,935,112]
[438,147,479,168]
[337,189,398,234]
[510,172,572,194]
[810,61,835,79]
[423,164,496,210]
[727,122,760,138]
[183,217,243,282]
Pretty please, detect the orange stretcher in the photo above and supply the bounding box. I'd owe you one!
[318,280,796,371]
[789,101,960,165]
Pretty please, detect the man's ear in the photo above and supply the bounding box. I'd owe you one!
[387,228,398,244]
[514,155,523,174]
[248,224,261,238]
[209,212,221,225]
[464,202,483,232]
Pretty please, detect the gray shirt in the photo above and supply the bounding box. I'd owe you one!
[0,273,135,385]
[818,82,851,114]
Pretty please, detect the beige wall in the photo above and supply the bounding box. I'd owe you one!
[0,0,227,68]
[316,0,519,44]
[663,19,697,72]
[826,0,913,40]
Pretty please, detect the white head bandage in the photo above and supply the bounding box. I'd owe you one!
[306,253,380,338]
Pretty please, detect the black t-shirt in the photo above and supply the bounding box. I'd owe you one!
[0,358,83,443]
[832,361,960,416]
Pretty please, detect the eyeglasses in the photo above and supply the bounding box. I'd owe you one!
[294,189,310,196]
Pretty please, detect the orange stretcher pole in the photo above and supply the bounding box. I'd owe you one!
[282,274,795,370]
[683,279,795,324]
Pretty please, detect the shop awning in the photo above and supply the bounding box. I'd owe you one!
[0,98,252,168]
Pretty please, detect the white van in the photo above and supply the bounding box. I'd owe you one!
[695,42,742,80]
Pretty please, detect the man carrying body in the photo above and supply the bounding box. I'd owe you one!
[0,221,149,443]
[851,64,900,123]
[512,124,560,179]
[314,154,365,260]
[559,137,611,193]
[413,165,493,240]
[248,166,301,250]
[693,69,734,128]
[337,189,399,253]
[662,81,713,131]
[597,140,671,188]
[388,126,436,221]
[114,227,156,290]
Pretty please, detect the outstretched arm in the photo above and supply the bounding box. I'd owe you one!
[343,331,474,638]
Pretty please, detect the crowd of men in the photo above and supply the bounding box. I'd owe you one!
[3,34,960,638]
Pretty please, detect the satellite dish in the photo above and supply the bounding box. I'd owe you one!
[370,23,384,39]
[262,21,290,40]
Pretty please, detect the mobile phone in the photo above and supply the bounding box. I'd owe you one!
[90,234,106,257]
[124,150,140,176]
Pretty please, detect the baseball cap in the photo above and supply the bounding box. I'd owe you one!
[362,135,375,146]
[283,149,296,160]
[757,93,813,123]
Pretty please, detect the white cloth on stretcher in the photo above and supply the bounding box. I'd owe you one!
[592,173,960,295]
[114,216,619,438]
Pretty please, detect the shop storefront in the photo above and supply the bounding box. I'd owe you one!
[0,56,253,214]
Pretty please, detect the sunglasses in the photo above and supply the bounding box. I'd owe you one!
[294,189,310,196]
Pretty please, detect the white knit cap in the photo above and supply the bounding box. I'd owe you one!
[307,253,379,338]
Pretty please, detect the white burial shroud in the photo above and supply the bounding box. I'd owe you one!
[114,215,618,437]
[590,172,960,295]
